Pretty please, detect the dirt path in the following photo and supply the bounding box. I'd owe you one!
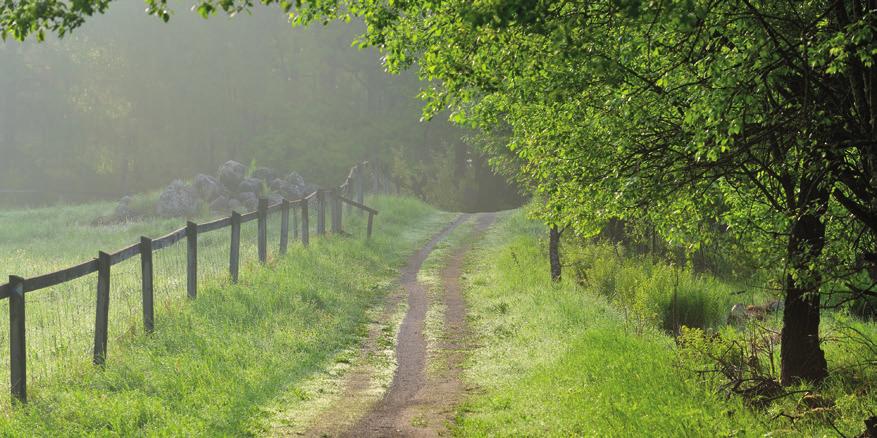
[343,212,496,437]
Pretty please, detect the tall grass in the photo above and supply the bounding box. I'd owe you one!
[568,243,736,333]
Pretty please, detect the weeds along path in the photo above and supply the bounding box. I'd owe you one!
[343,212,497,437]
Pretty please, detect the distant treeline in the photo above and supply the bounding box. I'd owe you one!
[0,2,522,211]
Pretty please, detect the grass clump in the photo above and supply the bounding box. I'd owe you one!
[569,243,736,333]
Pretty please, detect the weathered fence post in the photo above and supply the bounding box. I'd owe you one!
[292,206,299,240]
[317,190,326,235]
[301,199,310,247]
[356,165,365,215]
[8,275,26,403]
[258,198,268,263]
[186,221,197,299]
[230,211,241,283]
[367,211,375,238]
[280,199,290,255]
[331,190,342,234]
[94,251,111,366]
[140,237,154,333]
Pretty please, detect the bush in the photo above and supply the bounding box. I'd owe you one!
[569,243,733,332]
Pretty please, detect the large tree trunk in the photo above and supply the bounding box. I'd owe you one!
[549,225,561,282]
[780,212,828,385]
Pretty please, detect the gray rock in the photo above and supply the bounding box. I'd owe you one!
[194,174,224,202]
[270,178,305,200]
[252,166,280,182]
[238,177,263,196]
[209,195,230,213]
[285,171,306,189]
[218,160,246,190]
[238,192,259,211]
[157,180,198,217]
[269,178,286,191]
[114,196,134,219]
[228,198,243,213]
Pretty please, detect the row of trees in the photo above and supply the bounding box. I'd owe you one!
[0,1,521,211]
[4,0,875,384]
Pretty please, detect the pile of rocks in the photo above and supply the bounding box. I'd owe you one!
[154,160,314,217]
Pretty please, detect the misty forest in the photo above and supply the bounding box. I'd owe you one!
[0,0,875,436]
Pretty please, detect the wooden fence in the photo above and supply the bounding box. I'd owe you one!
[0,162,380,403]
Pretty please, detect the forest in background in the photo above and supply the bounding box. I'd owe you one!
[0,2,523,211]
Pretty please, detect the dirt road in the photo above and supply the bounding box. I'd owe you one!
[343,213,496,437]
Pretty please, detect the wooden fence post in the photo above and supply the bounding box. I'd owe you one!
[186,221,197,299]
[94,251,111,366]
[258,198,268,263]
[8,275,26,403]
[317,190,326,235]
[230,211,241,283]
[346,167,355,216]
[356,165,365,215]
[301,199,310,247]
[280,199,290,255]
[331,190,342,234]
[140,237,154,333]
[292,206,299,240]
[367,211,375,238]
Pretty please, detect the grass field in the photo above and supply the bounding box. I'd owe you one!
[454,210,877,437]
[0,195,452,435]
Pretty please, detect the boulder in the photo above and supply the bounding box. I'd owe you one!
[238,177,263,196]
[269,178,286,191]
[157,180,198,217]
[114,195,134,220]
[228,198,243,213]
[270,178,304,199]
[252,166,280,182]
[285,171,306,189]
[238,192,259,211]
[218,160,246,190]
[194,174,224,202]
[209,195,230,213]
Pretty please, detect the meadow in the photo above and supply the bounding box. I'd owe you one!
[0,195,452,434]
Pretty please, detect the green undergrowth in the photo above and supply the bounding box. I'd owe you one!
[566,243,740,333]
[454,211,769,436]
[0,195,452,435]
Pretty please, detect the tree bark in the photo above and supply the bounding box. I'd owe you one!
[549,225,562,282]
[780,212,828,385]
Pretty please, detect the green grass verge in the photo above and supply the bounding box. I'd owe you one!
[454,211,769,436]
[0,195,452,435]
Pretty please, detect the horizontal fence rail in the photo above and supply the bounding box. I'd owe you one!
[0,162,381,403]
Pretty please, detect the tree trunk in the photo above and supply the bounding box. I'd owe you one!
[781,212,828,385]
[549,225,562,282]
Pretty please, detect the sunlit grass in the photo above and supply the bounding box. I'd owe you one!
[0,195,451,434]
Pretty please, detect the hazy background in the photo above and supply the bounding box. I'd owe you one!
[0,2,523,211]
